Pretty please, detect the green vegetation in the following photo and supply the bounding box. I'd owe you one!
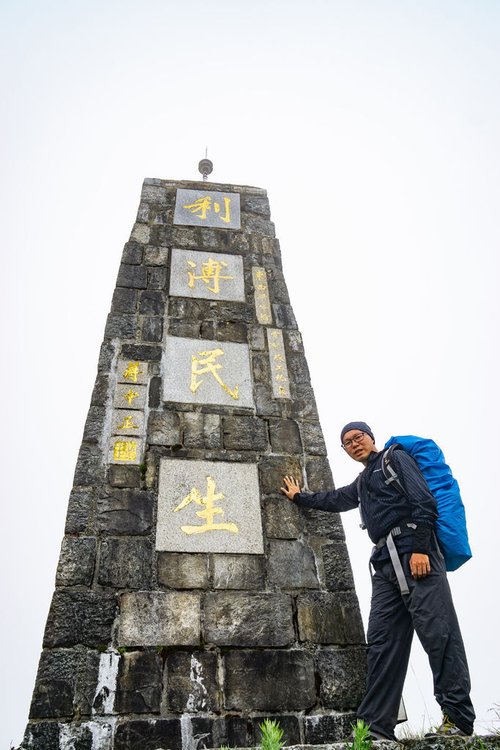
[259,719,285,750]
[346,720,373,750]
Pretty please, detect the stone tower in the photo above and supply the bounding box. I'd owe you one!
[21,177,366,750]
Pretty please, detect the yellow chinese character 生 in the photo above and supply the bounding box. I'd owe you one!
[174,476,239,535]
[183,195,231,223]
[190,348,239,400]
[117,415,139,430]
[123,361,143,383]
[123,389,139,406]
[113,440,137,462]
[187,257,233,294]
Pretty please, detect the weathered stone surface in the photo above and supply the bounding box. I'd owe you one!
[251,351,271,383]
[213,554,265,589]
[30,649,80,718]
[112,287,138,313]
[141,316,163,342]
[98,538,153,589]
[157,552,209,589]
[120,343,162,361]
[144,245,169,265]
[117,264,148,289]
[104,313,137,339]
[108,464,142,488]
[289,383,319,419]
[222,415,268,451]
[147,410,181,446]
[267,540,319,588]
[224,650,315,710]
[204,592,294,646]
[306,456,334,492]
[56,537,96,587]
[241,214,275,236]
[82,405,106,443]
[74,444,104,486]
[21,721,60,750]
[304,712,357,743]
[301,420,328,455]
[323,542,356,591]
[139,290,165,315]
[96,489,153,534]
[269,418,302,453]
[122,241,144,264]
[301,507,346,540]
[65,487,93,533]
[258,455,302,496]
[91,372,110,407]
[297,592,365,644]
[148,376,161,408]
[183,411,204,448]
[114,651,162,714]
[141,184,168,203]
[254,383,282,416]
[131,223,150,244]
[263,497,302,539]
[165,651,219,712]
[212,716,249,749]
[240,193,271,218]
[44,592,117,648]
[118,591,201,646]
[203,413,221,448]
[114,718,182,750]
[248,324,266,350]
[316,646,367,709]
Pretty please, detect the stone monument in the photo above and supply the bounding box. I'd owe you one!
[21,176,366,750]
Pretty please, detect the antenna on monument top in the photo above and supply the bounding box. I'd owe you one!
[198,147,213,181]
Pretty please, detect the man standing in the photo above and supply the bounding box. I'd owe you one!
[281,421,475,741]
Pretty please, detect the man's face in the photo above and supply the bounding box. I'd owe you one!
[342,429,375,463]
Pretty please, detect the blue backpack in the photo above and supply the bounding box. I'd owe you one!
[383,435,472,572]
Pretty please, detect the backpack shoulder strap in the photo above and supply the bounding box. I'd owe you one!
[381,444,407,496]
[356,473,367,529]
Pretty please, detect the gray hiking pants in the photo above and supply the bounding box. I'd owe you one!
[356,548,475,739]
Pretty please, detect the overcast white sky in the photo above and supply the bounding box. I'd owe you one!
[1,1,500,747]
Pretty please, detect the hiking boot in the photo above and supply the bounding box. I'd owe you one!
[425,714,469,737]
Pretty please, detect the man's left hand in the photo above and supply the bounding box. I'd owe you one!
[409,553,431,579]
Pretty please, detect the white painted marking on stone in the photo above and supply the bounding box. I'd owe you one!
[92,650,120,715]
[180,714,194,750]
[185,654,208,711]
[88,718,115,750]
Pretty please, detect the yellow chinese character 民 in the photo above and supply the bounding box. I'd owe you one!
[123,361,143,382]
[190,348,239,400]
[117,415,139,430]
[174,476,239,535]
[113,440,137,462]
[183,195,231,224]
[187,257,233,294]
[123,389,139,406]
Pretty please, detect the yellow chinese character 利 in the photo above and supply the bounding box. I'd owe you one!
[123,389,139,406]
[183,195,231,223]
[187,257,233,294]
[173,476,239,535]
[123,361,143,383]
[113,440,137,462]
[190,348,239,400]
[117,415,139,430]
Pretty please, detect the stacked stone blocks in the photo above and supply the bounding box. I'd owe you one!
[22,179,366,750]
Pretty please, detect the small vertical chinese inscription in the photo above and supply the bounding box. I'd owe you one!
[252,266,273,325]
[267,328,291,399]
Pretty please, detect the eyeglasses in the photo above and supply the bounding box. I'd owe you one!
[342,432,366,449]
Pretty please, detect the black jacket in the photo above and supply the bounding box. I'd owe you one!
[294,448,438,562]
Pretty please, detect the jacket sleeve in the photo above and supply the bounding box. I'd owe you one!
[391,449,438,553]
[293,479,359,513]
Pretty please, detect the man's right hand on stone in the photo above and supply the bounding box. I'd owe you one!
[281,475,301,500]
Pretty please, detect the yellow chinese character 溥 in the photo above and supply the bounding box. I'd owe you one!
[183,195,231,224]
[117,415,139,430]
[190,348,239,400]
[113,440,137,462]
[187,257,233,294]
[174,476,239,535]
[123,361,143,382]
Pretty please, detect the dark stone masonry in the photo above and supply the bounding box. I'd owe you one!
[20,178,367,750]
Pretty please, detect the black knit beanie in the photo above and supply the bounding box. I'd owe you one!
[340,421,375,445]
